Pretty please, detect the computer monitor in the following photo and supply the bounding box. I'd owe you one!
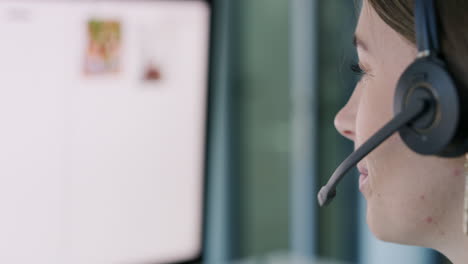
[0,0,211,263]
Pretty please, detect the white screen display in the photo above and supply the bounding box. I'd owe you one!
[0,1,209,263]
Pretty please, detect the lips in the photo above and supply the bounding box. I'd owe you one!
[358,164,369,191]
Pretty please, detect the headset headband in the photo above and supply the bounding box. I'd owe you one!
[415,0,440,57]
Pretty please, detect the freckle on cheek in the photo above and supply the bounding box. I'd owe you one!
[426,217,433,224]
[420,195,425,200]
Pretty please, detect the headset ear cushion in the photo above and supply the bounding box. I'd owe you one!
[394,56,467,157]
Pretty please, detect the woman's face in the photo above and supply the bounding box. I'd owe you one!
[334,1,466,249]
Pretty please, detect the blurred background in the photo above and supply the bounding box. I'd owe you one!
[205,0,451,263]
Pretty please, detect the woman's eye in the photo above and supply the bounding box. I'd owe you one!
[350,62,366,77]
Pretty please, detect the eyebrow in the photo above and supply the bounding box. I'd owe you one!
[353,34,369,52]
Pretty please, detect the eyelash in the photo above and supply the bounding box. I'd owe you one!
[350,62,366,77]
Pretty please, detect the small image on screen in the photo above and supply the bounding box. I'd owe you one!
[84,19,122,75]
[140,23,164,82]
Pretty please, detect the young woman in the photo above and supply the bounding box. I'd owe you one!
[333,1,468,263]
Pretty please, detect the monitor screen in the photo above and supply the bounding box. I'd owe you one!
[0,1,210,263]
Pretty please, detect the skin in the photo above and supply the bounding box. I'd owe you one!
[334,1,468,262]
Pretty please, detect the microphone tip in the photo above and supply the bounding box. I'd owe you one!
[317,188,327,207]
[317,186,336,207]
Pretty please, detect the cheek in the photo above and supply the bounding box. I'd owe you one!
[355,80,394,147]
[354,77,425,238]
[366,152,465,245]
[356,78,417,206]
[358,81,466,242]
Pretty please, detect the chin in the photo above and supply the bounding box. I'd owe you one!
[366,203,424,247]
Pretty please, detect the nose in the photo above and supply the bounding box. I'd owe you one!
[334,89,359,141]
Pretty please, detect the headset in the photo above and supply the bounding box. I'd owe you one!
[318,0,468,207]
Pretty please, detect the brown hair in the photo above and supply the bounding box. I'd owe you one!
[367,0,468,91]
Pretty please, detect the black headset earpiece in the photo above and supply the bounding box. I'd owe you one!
[318,0,468,207]
[395,0,468,157]
[394,54,465,156]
